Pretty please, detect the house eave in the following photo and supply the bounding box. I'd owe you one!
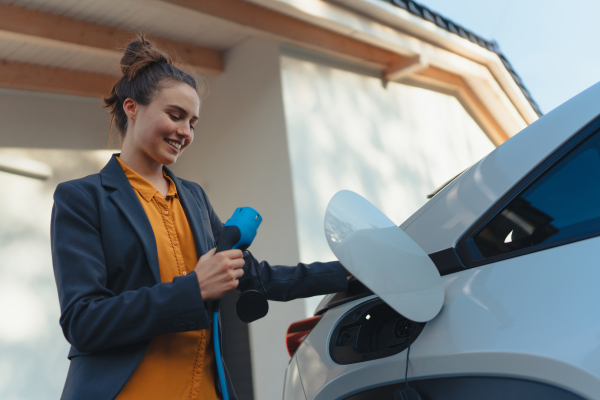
[246,0,539,137]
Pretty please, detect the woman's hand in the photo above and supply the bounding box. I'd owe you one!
[194,248,245,301]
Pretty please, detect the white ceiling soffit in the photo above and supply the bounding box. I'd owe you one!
[0,0,249,50]
[0,0,251,77]
[0,30,121,75]
[247,0,537,131]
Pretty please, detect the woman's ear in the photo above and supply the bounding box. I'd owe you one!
[123,98,138,121]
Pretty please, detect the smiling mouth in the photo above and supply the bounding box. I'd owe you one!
[165,139,182,150]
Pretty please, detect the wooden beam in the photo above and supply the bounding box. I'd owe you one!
[384,54,428,82]
[162,0,405,67]
[412,66,510,146]
[0,59,115,98]
[0,3,223,75]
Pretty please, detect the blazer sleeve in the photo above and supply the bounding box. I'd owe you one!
[51,182,208,354]
[197,183,348,301]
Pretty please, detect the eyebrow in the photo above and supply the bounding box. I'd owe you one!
[167,105,199,123]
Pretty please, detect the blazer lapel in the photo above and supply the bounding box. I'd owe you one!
[164,167,209,257]
[101,155,161,284]
[165,170,215,322]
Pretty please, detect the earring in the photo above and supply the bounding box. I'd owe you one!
[131,116,135,121]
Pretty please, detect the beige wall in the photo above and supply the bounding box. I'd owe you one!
[0,88,112,150]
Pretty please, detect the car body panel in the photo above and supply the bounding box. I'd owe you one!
[283,355,307,400]
[401,81,600,254]
[295,236,600,399]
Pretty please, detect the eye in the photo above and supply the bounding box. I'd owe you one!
[190,124,195,131]
[169,114,180,121]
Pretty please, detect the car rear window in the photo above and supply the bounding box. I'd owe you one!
[472,131,600,258]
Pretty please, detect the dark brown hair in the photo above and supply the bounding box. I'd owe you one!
[103,34,204,142]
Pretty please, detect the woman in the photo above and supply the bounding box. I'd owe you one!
[50,36,348,400]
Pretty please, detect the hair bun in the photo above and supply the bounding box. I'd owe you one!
[120,34,172,81]
[103,33,202,144]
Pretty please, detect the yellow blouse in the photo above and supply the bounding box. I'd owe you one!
[115,157,219,400]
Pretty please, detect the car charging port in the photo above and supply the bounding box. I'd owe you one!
[330,299,425,364]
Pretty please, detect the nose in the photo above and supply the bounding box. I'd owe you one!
[176,122,193,140]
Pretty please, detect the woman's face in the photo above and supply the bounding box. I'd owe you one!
[124,82,200,166]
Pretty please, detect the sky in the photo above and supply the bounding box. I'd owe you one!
[419,0,600,114]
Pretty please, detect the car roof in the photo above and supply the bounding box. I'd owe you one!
[401,80,600,255]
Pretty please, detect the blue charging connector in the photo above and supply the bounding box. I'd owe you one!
[213,207,262,400]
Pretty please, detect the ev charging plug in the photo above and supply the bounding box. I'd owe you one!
[215,207,268,323]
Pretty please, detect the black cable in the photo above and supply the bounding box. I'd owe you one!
[404,323,414,389]
[395,323,422,400]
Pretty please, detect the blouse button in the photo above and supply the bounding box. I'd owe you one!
[164,211,169,215]
[174,241,179,246]
[182,271,187,275]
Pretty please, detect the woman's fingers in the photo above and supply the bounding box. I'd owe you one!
[217,249,244,259]
[233,266,245,279]
[194,248,246,300]
[231,257,245,270]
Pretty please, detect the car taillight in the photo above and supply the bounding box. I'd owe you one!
[286,315,322,357]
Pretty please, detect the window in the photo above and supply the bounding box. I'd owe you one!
[471,131,600,259]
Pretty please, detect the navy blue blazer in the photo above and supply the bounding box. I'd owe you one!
[50,154,348,400]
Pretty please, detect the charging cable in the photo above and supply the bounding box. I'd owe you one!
[213,308,229,400]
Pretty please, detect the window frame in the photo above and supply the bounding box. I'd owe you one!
[456,115,600,269]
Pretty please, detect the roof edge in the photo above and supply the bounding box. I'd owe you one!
[381,0,541,117]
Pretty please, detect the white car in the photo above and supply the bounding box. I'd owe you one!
[282,81,600,400]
